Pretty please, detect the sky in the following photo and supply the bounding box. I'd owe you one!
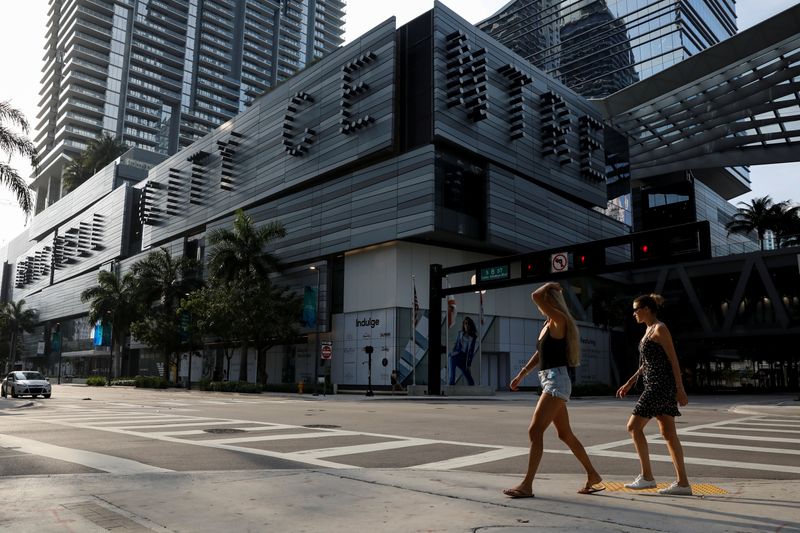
[1,0,799,247]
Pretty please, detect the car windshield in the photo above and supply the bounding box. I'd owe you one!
[16,372,45,380]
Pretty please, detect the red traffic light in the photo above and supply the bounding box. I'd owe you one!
[572,248,604,271]
[640,244,649,253]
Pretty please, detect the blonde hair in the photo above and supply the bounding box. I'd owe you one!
[547,288,580,367]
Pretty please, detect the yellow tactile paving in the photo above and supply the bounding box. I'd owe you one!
[603,482,728,495]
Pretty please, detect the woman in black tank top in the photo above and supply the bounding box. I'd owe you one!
[503,282,604,499]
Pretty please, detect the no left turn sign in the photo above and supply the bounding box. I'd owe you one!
[551,252,569,273]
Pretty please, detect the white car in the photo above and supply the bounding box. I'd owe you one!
[1,371,52,399]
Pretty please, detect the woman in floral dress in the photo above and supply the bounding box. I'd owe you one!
[616,294,693,496]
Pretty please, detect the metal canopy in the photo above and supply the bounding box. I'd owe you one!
[595,4,800,179]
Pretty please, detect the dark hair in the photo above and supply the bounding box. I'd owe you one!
[634,293,665,315]
[462,316,477,336]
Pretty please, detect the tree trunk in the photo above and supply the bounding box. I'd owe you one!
[214,347,224,381]
[238,341,248,382]
[163,351,171,382]
[256,345,268,386]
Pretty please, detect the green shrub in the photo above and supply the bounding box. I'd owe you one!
[200,381,262,394]
[86,376,107,387]
[134,375,169,389]
[263,383,302,393]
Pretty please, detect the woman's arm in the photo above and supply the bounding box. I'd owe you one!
[652,324,689,406]
[510,351,540,391]
[531,283,566,333]
[616,365,644,398]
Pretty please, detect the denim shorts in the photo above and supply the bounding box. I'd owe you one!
[538,366,572,401]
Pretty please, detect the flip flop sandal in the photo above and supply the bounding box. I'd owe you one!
[578,483,606,495]
[503,488,535,499]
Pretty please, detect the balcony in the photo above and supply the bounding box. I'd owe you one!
[59,83,106,105]
[149,0,189,24]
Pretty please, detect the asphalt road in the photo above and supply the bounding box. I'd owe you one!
[1,385,798,482]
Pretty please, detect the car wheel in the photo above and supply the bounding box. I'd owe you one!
[11,387,18,398]
[43,394,51,399]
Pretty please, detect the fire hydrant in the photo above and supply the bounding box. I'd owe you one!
[298,381,304,394]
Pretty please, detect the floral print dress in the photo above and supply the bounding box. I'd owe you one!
[633,335,681,418]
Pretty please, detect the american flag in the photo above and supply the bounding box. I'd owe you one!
[447,293,457,328]
[412,279,420,325]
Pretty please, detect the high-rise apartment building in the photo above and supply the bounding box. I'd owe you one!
[480,0,750,243]
[31,0,345,213]
[479,0,736,98]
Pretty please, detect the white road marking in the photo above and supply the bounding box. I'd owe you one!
[662,440,800,455]
[411,447,530,470]
[12,405,800,474]
[577,449,800,474]
[0,434,172,474]
[158,424,295,436]
[705,426,800,434]
[678,431,800,444]
[295,438,434,458]
[123,420,261,430]
[204,431,360,445]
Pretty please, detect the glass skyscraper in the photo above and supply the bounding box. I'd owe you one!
[479,0,736,98]
[32,0,345,213]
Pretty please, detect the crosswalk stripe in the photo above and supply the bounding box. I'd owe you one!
[580,449,800,474]
[679,430,800,444]
[711,426,800,434]
[0,433,172,474]
[732,421,800,427]
[159,424,294,436]
[658,440,800,455]
[411,447,529,470]
[295,438,434,458]
[204,431,360,445]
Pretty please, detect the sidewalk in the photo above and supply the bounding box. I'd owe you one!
[0,469,797,532]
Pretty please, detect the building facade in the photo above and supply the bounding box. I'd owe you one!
[2,4,628,390]
[31,0,345,214]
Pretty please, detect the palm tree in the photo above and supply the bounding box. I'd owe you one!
[0,101,36,217]
[130,248,200,382]
[1,299,38,369]
[725,196,782,250]
[81,270,141,378]
[207,210,286,381]
[62,134,127,193]
[207,209,286,281]
[771,202,800,248]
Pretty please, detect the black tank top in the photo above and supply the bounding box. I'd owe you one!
[538,329,569,370]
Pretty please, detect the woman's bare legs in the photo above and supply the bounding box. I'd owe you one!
[656,415,690,486]
[552,402,602,489]
[627,415,655,481]
[504,393,564,496]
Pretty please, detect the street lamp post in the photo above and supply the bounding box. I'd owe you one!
[53,323,62,385]
[311,265,321,396]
